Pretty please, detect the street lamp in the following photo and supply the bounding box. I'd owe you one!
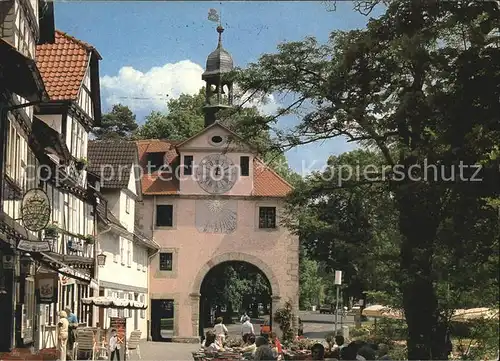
[96,251,106,267]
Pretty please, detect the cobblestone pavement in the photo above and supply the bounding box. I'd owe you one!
[135,340,200,361]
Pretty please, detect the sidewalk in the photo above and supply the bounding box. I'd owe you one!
[134,340,199,360]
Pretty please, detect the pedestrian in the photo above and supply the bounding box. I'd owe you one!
[241,316,254,340]
[241,334,257,356]
[109,329,120,361]
[64,307,78,352]
[213,317,228,344]
[57,311,69,361]
[240,311,249,323]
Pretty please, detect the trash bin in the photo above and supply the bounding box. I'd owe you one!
[312,305,316,312]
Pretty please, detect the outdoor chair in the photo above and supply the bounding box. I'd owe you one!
[74,328,96,360]
[126,330,142,359]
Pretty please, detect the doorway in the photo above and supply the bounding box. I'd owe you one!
[151,299,174,341]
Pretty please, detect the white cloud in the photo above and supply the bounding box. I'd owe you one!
[100,60,280,115]
[100,60,205,112]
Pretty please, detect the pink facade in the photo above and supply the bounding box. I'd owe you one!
[136,124,300,341]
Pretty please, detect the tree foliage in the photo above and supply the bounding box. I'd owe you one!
[234,1,500,359]
[92,104,138,140]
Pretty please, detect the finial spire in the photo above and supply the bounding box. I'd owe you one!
[216,25,224,48]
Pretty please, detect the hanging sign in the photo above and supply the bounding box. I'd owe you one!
[35,273,58,304]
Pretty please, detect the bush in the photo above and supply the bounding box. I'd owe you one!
[273,300,295,344]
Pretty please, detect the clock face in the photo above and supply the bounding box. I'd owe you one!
[196,154,238,194]
[195,199,237,234]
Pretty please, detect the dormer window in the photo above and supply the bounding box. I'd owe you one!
[146,152,165,172]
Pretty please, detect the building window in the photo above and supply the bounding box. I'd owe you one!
[140,294,146,319]
[240,156,250,176]
[120,239,125,265]
[125,195,130,214]
[259,207,276,229]
[146,152,165,172]
[127,240,132,267]
[183,155,193,175]
[159,252,173,271]
[156,205,173,227]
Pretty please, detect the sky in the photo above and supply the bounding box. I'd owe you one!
[55,1,382,173]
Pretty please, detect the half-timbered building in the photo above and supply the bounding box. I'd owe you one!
[0,0,53,352]
[26,30,103,349]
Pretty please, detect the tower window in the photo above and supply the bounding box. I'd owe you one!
[211,136,223,144]
[240,156,249,176]
[156,205,173,227]
[146,152,165,172]
[183,155,193,175]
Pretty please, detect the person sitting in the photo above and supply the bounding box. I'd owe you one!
[377,344,391,360]
[357,344,376,360]
[202,331,223,353]
[241,334,257,356]
[310,343,325,360]
[269,332,283,360]
[254,337,276,361]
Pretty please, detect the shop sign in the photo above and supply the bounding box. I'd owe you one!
[35,273,58,304]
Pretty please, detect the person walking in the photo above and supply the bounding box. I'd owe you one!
[241,316,254,341]
[109,329,121,361]
[57,311,69,361]
[213,317,228,344]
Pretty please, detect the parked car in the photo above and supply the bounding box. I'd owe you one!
[319,304,335,314]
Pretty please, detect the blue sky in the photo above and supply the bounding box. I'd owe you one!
[55,1,381,173]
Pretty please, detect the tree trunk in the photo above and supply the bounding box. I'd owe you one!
[397,185,445,360]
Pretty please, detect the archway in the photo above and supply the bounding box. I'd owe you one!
[191,252,281,338]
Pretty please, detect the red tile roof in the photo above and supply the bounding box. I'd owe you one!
[36,30,101,100]
[136,139,292,197]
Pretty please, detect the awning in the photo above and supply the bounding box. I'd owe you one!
[32,251,98,289]
[81,296,147,310]
[0,38,48,102]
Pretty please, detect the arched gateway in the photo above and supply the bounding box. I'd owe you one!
[136,25,299,342]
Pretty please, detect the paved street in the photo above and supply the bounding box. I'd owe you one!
[137,340,199,360]
[203,311,354,341]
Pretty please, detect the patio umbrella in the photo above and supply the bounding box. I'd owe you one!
[81,296,147,310]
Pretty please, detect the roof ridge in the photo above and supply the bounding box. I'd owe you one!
[55,30,102,60]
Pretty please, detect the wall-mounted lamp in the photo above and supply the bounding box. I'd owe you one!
[97,251,106,267]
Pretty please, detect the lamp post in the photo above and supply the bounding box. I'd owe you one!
[334,270,342,334]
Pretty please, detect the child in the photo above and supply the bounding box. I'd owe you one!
[109,329,120,361]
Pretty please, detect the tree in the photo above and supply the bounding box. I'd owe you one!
[234,1,500,359]
[136,88,301,185]
[299,250,325,310]
[92,104,138,140]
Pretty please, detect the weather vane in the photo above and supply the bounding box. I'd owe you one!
[208,7,222,27]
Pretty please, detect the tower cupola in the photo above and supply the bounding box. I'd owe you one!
[202,25,234,128]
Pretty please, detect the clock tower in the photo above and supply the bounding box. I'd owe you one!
[202,25,234,128]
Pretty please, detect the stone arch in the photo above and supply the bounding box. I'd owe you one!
[192,252,281,296]
[189,252,282,337]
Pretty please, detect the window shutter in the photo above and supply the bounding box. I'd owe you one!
[140,294,146,319]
